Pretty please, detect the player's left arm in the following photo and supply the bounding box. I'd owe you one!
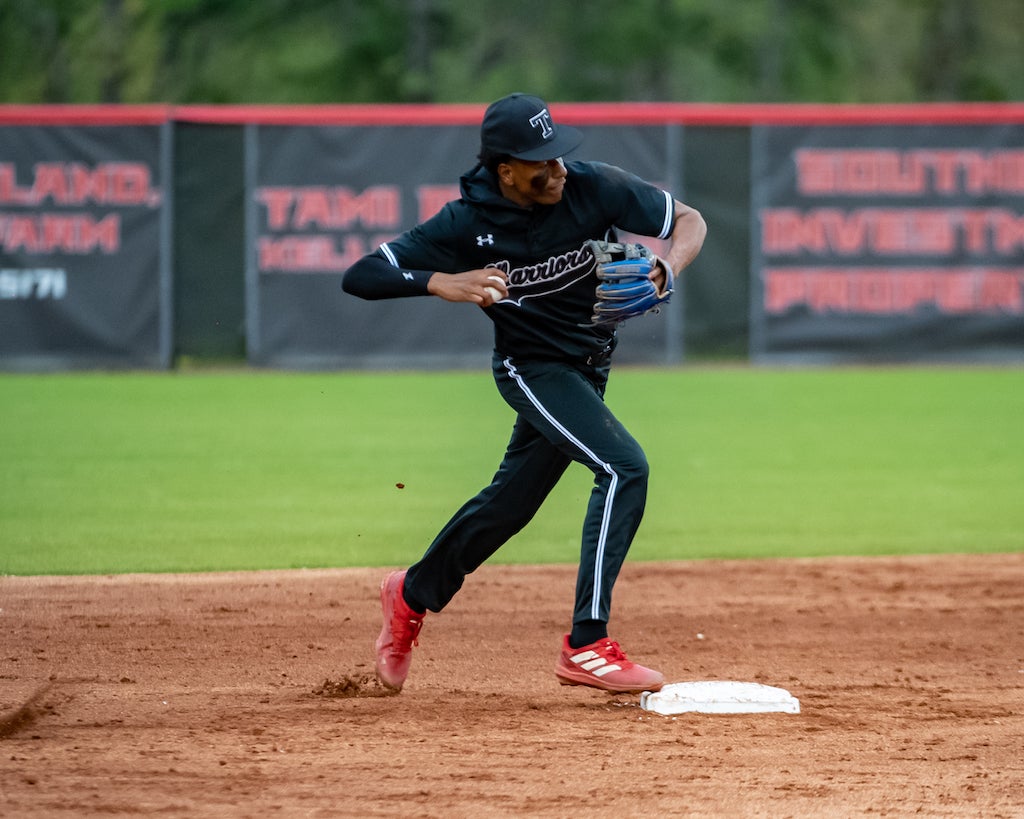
[591,163,706,295]
[652,200,707,294]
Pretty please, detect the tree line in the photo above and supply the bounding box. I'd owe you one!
[1,0,1021,105]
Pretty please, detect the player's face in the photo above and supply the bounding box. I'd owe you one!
[499,158,567,208]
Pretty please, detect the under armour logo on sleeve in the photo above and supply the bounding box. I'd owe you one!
[476,234,495,246]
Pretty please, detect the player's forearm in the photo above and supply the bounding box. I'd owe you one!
[664,202,707,275]
[343,255,507,307]
[342,254,434,300]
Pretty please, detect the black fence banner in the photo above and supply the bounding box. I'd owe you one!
[751,124,1024,363]
[246,123,490,369]
[0,113,172,369]
[5,102,1022,370]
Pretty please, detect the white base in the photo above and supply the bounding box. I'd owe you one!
[640,681,800,715]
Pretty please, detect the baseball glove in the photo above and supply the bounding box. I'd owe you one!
[587,239,674,327]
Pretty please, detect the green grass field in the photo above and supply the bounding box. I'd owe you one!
[2,367,1021,575]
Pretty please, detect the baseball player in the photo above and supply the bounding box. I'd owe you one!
[342,92,706,694]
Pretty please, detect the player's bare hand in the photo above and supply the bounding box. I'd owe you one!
[650,256,672,296]
[428,269,508,306]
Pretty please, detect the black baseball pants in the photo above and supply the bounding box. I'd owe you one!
[404,352,649,629]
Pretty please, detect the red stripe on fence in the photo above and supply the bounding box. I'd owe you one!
[2,102,1023,127]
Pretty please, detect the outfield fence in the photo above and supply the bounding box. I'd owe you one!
[1,103,1023,370]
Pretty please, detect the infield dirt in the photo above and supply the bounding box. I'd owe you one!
[2,553,1022,817]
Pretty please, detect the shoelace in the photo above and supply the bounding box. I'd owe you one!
[393,613,424,649]
[597,639,632,667]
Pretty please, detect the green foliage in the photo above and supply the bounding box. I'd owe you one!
[1,0,1021,104]
[1,368,1021,575]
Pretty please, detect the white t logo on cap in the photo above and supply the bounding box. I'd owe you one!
[529,109,555,140]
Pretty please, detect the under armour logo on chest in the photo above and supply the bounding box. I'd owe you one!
[476,234,495,246]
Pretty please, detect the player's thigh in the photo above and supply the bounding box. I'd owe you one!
[496,358,643,469]
[491,414,573,507]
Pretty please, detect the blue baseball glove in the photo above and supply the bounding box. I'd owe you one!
[587,240,674,327]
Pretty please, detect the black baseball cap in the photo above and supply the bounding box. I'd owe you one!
[480,93,584,161]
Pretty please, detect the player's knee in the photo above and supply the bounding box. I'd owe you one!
[613,448,649,486]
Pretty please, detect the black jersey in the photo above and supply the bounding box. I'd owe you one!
[350,160,675,362]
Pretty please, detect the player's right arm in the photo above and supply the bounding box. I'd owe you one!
[342,202,508,305]
[342,252,507,306]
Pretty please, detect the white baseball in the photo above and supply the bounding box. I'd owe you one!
[485,275,505,303]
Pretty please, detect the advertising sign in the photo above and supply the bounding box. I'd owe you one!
[0,122,171,369]
[752,125,1024,362]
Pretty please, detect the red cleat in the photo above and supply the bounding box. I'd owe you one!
[374,570,425,691]
[555,634,664,694]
